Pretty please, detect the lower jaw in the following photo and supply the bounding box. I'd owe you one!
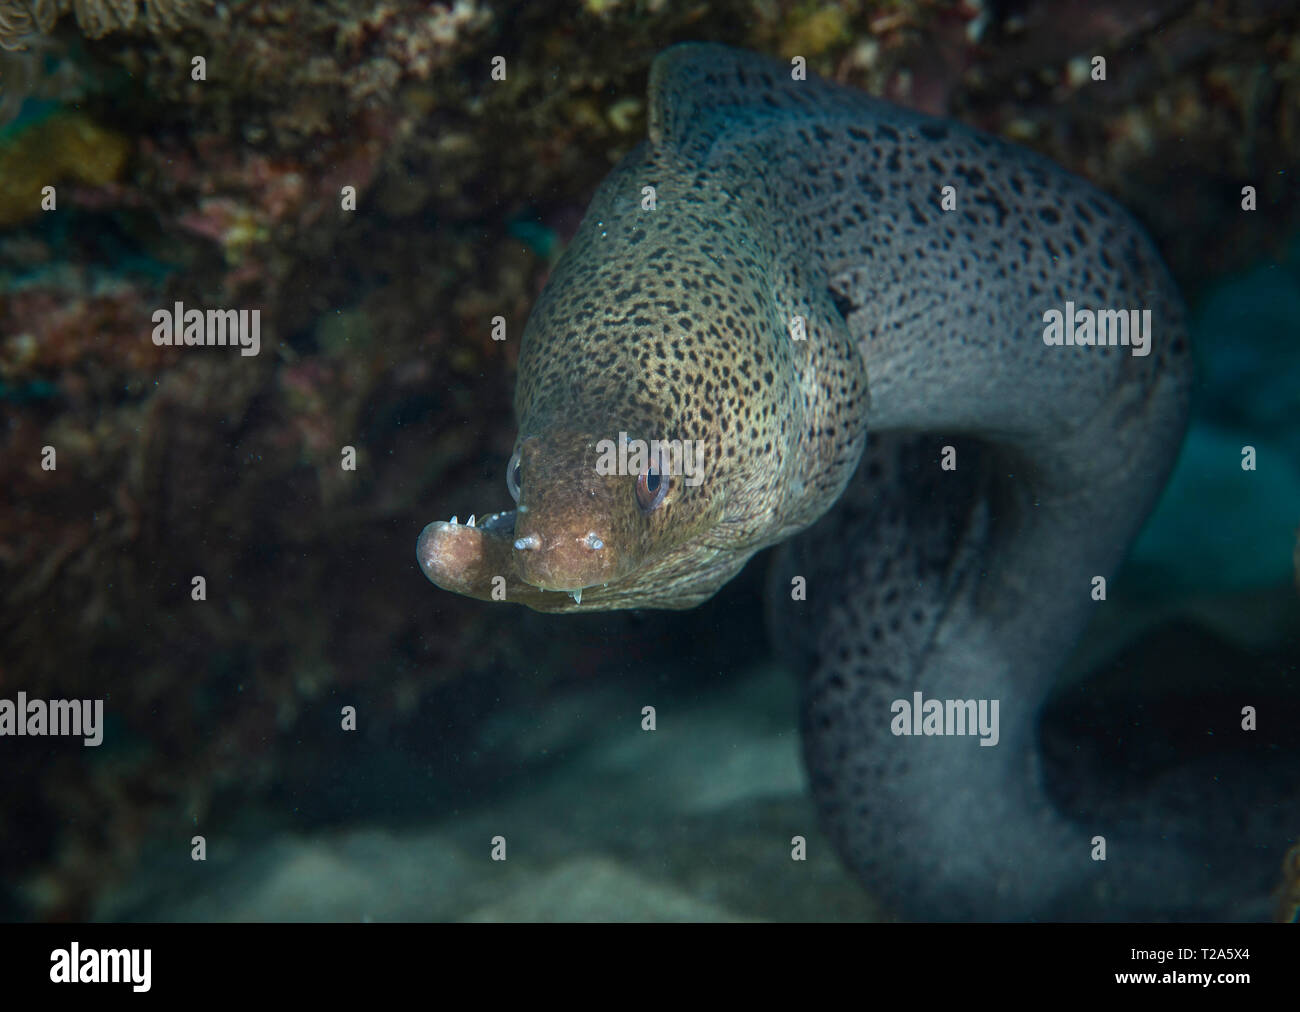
[520,572,609,599]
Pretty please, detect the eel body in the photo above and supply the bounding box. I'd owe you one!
[417,45,1282,918]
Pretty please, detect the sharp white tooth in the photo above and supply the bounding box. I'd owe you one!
[467,515,476,527]
[450,515,459,526]
[569,588,582,604]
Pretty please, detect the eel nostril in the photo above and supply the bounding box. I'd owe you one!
[585,533,605,550]
[514,535,541,551]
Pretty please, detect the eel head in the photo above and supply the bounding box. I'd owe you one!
[416,422,758,612]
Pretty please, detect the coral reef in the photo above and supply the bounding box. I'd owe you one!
[0,34,97,125]
[0,0,194,50]
[0,0,55,51]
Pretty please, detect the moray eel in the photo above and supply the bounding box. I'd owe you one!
[416,45,1278,919]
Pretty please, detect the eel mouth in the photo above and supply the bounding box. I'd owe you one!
[416,509,518,594]
[416,509,610,606]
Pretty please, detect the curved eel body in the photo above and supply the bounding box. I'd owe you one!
[418,45,1283,918]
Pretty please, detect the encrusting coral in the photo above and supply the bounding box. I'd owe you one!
[0,109,129,225]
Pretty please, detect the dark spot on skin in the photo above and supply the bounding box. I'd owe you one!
[973,193,1007,228]
[855,175,883,202]
[828,287,855,318]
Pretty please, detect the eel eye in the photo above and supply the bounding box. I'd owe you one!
[636,460,668,513]
[506,451,522,504]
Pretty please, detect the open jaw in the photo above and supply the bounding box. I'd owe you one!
[415,510,609,611]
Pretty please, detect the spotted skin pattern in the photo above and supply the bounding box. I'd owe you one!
[417,46,1288,919]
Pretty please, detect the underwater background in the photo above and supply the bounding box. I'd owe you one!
[0,0,1297,921]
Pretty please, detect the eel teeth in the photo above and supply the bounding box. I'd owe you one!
[467,515,476,527]
[569,588,582,605]
[449,515,458,526]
